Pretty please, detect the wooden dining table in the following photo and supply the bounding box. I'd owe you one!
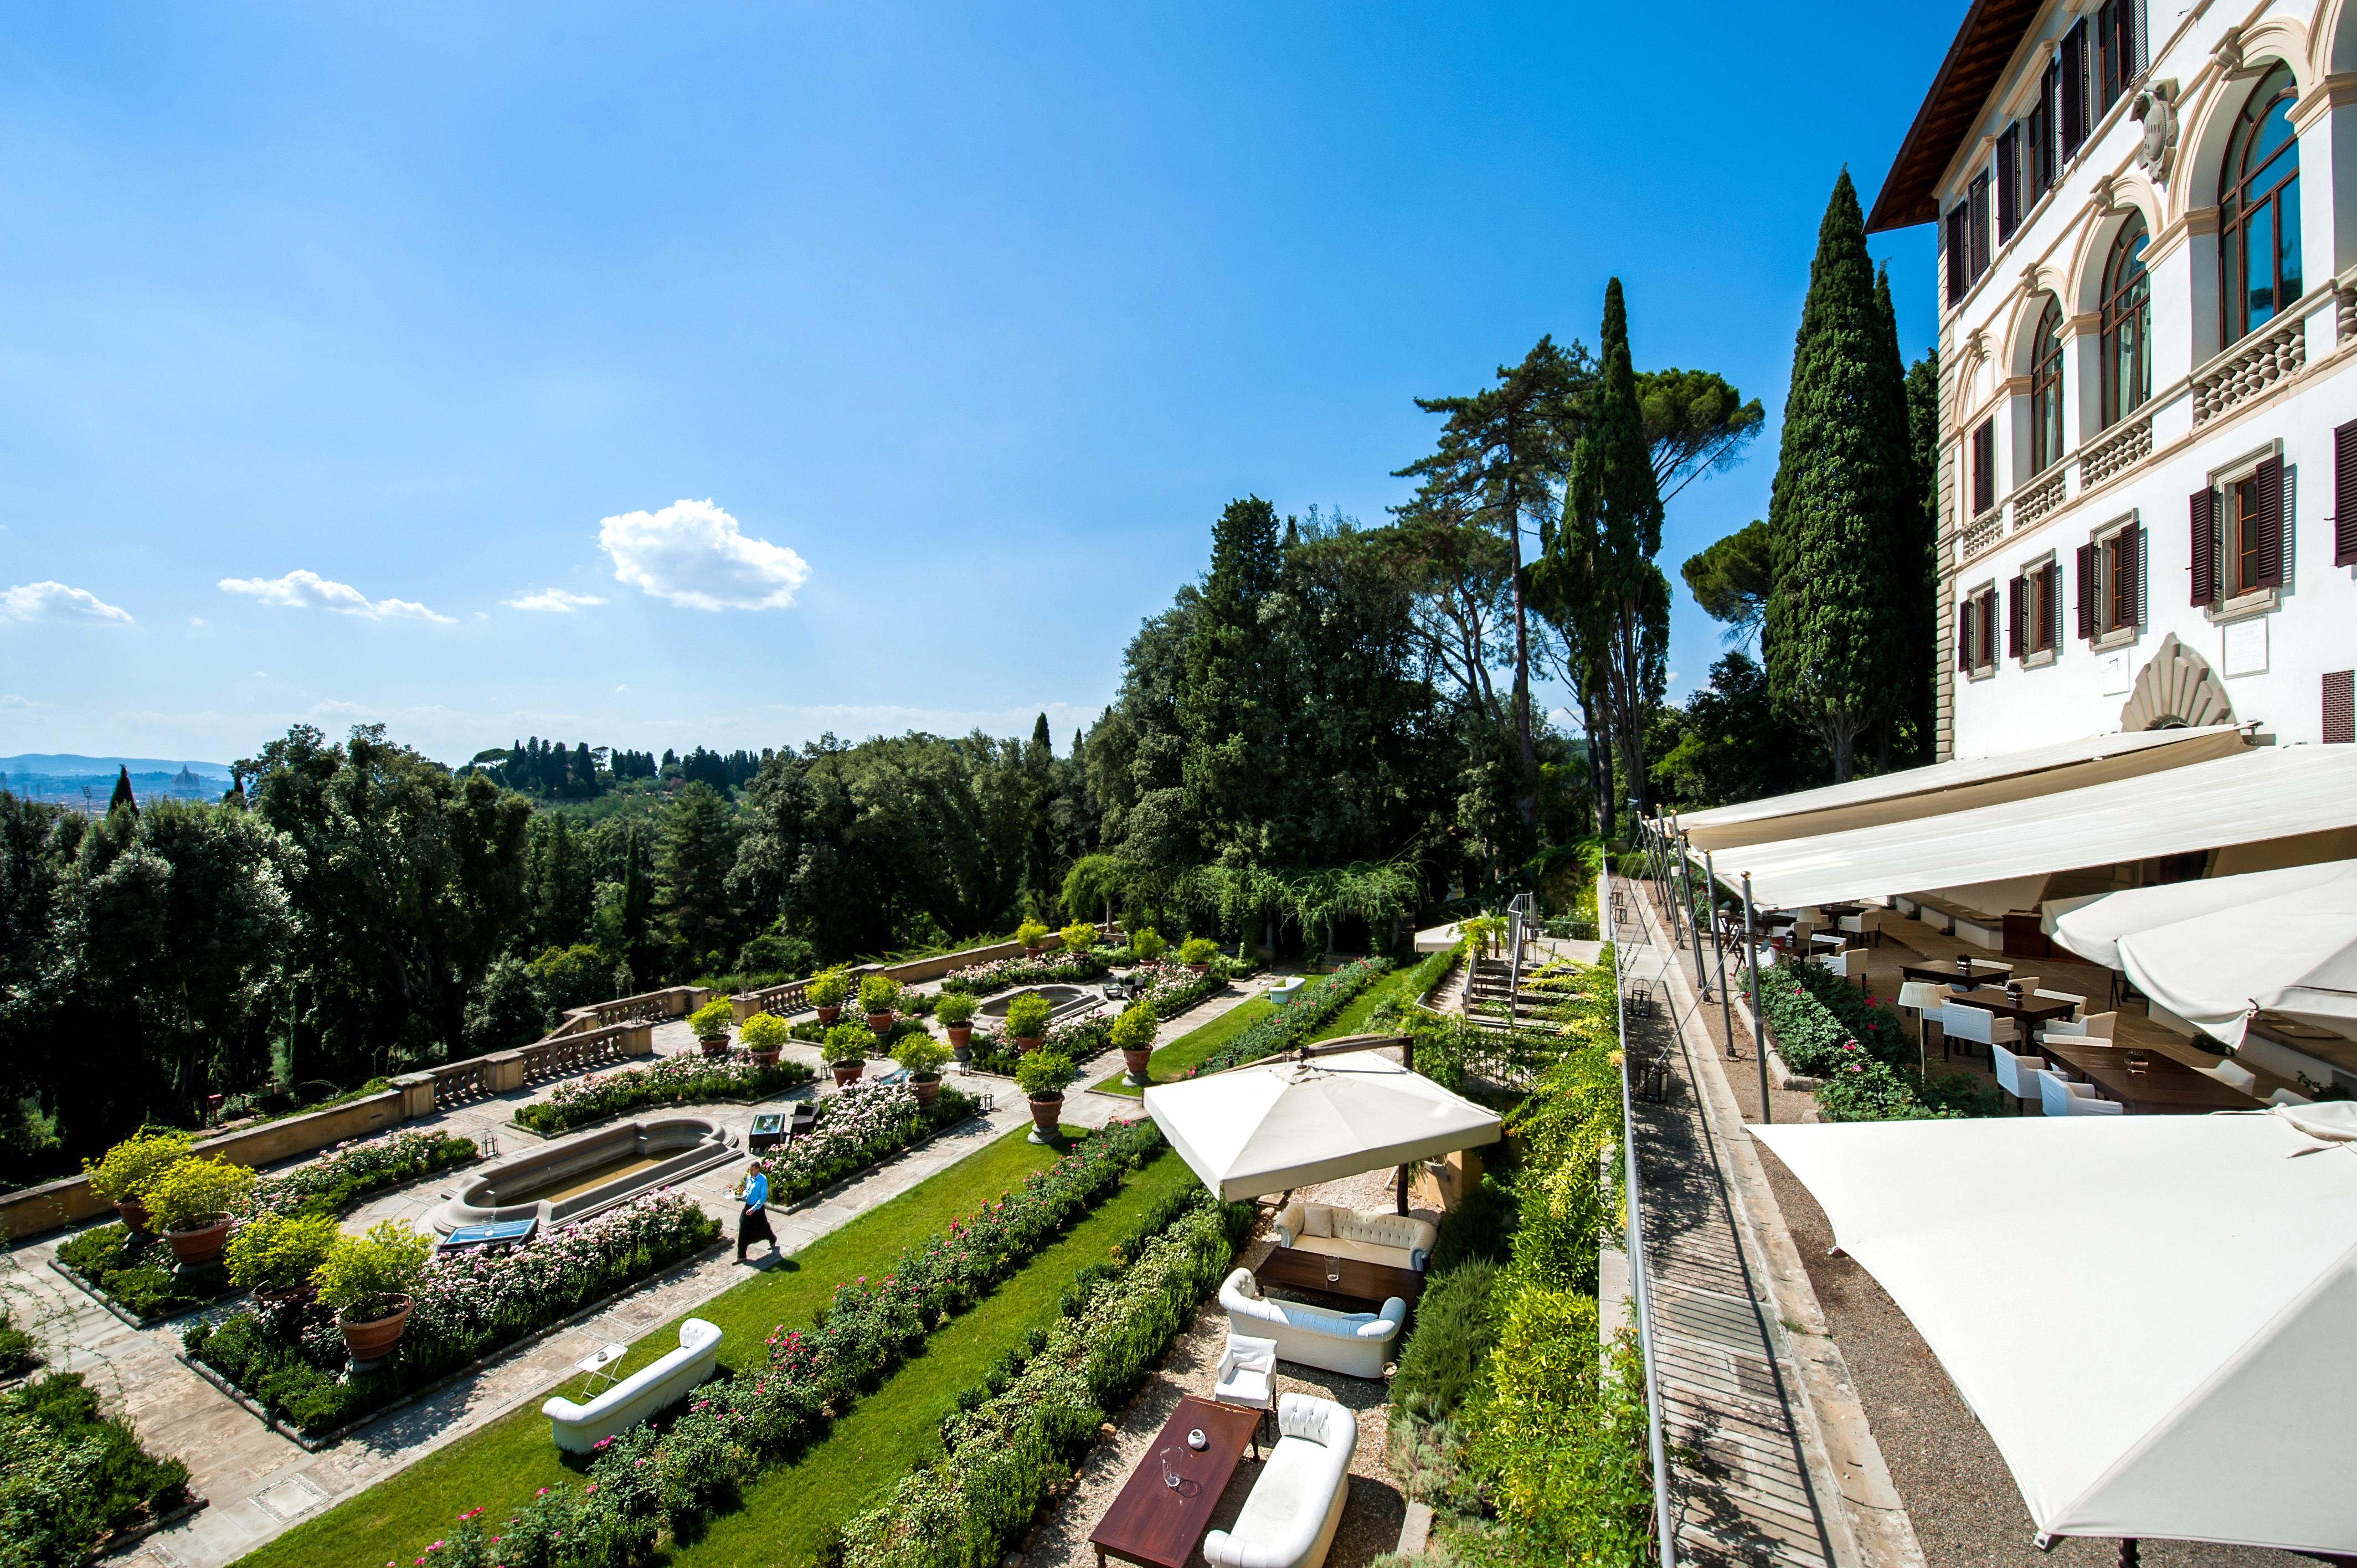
[1938,985,2077,1028]
[1901,958,2015,988]
[2037,1039,2266,1115]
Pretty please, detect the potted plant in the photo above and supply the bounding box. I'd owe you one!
[807,967,851,1024]
[1058,920,1098,959]
[313,1220,432,1363]
[739,1010,791,1067]
[1014,1050,1074,1144]
[1015,917,1051,954]
[84,1128,193,1236]
[894,1034,950,1106]
[690,998,735,1058]
[824,1022,875,1087]
[225,1210,339,1307]
[934,991,978,1060]
[858,974,900,1035]
[1129,927,1167,964]
[145,1154,256,1267]
[1003,991,1052,1054]
[1110,999,1158,1086]
[1179,936,1220,976]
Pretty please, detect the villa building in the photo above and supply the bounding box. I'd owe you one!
[1872,0,2357,759]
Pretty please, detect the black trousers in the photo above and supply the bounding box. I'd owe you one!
[737,1206,775,1258]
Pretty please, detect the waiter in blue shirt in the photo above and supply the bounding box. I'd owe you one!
[735,1160,776,1261]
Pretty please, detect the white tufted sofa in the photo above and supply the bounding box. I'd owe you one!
[543,1318,722,1453]
[1203,1392,1355,1568]
[1218,1268,1404,1380]
[1272,1200,1436,1273]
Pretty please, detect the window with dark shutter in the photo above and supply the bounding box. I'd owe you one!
[2254,453,2284,588]
[2044,562,2062,652]
[1968,173,1992,278]
[1982,592,1999,669]
[2031,63,2058,198]
[1973,420,1996,515]
[1996,125,2021,242]
[2008,576,2024,659]
[2118,521,2142,628]
[2077,544,2097,639]
[2061,21,2090,158]
[1947,205,1969,306]
[1957,604,1974,672]
[2336,419,2357,566]
[2190,488,2217,605]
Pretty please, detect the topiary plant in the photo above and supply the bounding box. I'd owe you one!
[824,1021,877,1065]
[933,991,977,1027]
[1128,927,1166,963]
[1014,1050,1075,1102]
[857,974,900,1017]
[313,1220,431,1322]
[1003,991,1052,1040]
[893,1034,950,1080]
[739,1012,792,1055]
[807,967,852,1009]
[226,1210,340,1294]
[143,1154,256,1234]
[84,1128,193,1206]
[1178,936,1221,966]
[1109,1000,1157,1054]
[1058,920,1098,956]
[1015,918,1051,950]
[688,998,734,1041]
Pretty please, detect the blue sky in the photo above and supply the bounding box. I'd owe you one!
[0,3,1954,766]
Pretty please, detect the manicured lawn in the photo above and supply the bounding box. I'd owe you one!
[1093,994,1273,1096]
[235,1121,1119,1568]
[1311,952,1445,1043]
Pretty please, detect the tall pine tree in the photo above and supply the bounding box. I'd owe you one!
[1178,497,1285,864]
[1764,172,1909,782]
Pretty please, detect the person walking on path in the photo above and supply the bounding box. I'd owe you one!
[735,1162,777,1261]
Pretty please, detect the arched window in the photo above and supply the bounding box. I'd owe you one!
[2099,216,2150,425]
[2219,64,2302,344]
[2029,298,2065,473]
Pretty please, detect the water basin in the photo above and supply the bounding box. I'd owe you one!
[430,1115,739,1235]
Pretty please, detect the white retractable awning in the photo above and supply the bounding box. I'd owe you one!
[2109,864,2357,1049]
[2047,859,2357,969]
[1755,1108,2357,1554]
[1710,745,2357,911]
[1671,726,2243,851]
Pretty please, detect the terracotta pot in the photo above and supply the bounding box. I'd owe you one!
[1014,1035,1041,1055]
[831,1061,865,1087]
[946,1025,972,1051]
[1121,1047,1154,1084]
[866,1012,894,1035]
[699,1035,731,1058]
[166,1214,233,1267]
[1187,962,1210,976]
[816,1005,841,1024]
[912,1076,941,1106]
[1027,1094,1064,1138]
[339,1297,413,1361]
[114,1198,153,1235]
[750,1047,781,1067]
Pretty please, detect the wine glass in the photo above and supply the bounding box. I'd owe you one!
[1161,1446,1182,1489]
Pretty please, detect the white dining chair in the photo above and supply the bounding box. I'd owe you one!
[2211,1059,2260,1094]
[1829,947,1869,988]
[1991,1043,2051,1113]
[1938,1002,2016,1062]
[1838,909,1885,947]
[2006,975,2042,995]
[2040,1074,2123,1116]
[2267,1086,2312,1107]
[2076,1010,2118,1040]
[2032,988,2087,1017]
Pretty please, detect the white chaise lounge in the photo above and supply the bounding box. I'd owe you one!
[1272,1200,1435,1273]
[1203,1392,1354,1568]
[1219,1268,1404,1380]
[543,1318,722,1452]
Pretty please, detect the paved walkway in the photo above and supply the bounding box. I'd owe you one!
[4,984,1219,1568]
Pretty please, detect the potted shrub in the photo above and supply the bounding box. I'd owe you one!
[314,1219,431,1363]
[894,1034,950,1107]
[226,1210,339,1307]
[1058,920,1098,958]
[807,967,851,1024]
[858,974,900,1035]
[825,1022,875,1087]
[935,991,978,1060]
[1003,991,1052,1054]
[1110,999,1158,1086]
[739,1010,791,1067]
[1128,926,1166,964]
[1015,917,1051,954]
[689,998,735,1058]
[145,1154,256,1267]
[1014,1050,1074,1144]
[84,1128,193,1235]
[1179,936,1220,976]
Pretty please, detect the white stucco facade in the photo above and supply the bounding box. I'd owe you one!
[1894,0,2357,760]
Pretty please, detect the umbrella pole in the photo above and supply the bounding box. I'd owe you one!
[1397,1163,1409,1216]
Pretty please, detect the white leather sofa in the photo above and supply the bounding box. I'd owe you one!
[1272,1200,1435,1273]
[543,1318,722,1452]
[1219,1268,1404,1380]
[1203,1392,1354,1568]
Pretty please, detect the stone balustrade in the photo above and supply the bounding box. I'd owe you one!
[2194,313,2306,424]
[2080,415,2152,489]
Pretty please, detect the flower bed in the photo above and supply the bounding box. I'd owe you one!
[379,1119,1173,1568]
[763,1080,978,1207]
[54,1130,478,1324]
[183,1193,721,1436]
[516,1052,817,1136]
[1,1372,191,1568]
[935,949,1107,998]
[1185,955,1391,1077]
[966,1010,1113,1077]
[1755,960,1967,1122]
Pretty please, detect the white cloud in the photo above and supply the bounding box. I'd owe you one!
[2,581,134,624]
[504,587,608,613]
[0,694,42,710]
[189,616,205,627]
[598,498,809,611]
[217,569,454,623]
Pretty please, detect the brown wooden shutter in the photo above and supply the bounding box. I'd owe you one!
[2044,562,2062,651]
[1968,173,1991,278]
[2120,521,2141,625]
[1982,592,1999,668]
[1996,125,2021,243]
[2336,419,2357,566]
[1957,603,1973,672]
[2190,489,2216,604]
[2076,544,2097,639]
[1947,207,1968,306]
[2254,453,2284,588]
[2008,576,2024,658]
[2061,21,2090,156]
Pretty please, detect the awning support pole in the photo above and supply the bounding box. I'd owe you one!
[1675,819,1708,1000]
[1744,871,1770,1123]
[1707,851,1736,1062]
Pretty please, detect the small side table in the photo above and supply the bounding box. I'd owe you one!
[575,1342,628,1399]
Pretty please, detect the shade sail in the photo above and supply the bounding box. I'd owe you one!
[2047,859,2357,969]
[2112,864,2357,1049]
[1712,745,2357,911]
[1142,1052,1501,1201]
[1671,726,2243,851]
[1754,1110,2357,1552]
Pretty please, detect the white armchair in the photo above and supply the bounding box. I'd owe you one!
[1215,1332,1279,1452]
[2040,1074,2123,1117]
[1939,1002,2017,1062]
[1203,1392,1354,1568]
[1838,909,1885,947]
[1219,1268,1404,1379]
[1991,1043,2051,1114]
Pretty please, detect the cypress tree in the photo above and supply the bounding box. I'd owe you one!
[108,765,137,817]
[1765,172,1907,782]
[1903,347,1943,762]
[1868,264,1921,771]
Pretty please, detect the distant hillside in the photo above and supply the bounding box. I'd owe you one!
[0,754,235,780]
[2,755,236,813]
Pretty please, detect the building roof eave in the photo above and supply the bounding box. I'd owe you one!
[1867,0,2045,234]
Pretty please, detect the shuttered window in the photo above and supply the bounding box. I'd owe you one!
[1956,603,1974,672]
[2076,544,2097,639]
[2060,20,2091,158]
[1982,592,1999,670]
[2337,419,2357,567]
[2253,453,2284,589]
[2112,522,2142,631]
[2031,63,2058,198]
[1968,173,1992,279]
[2098,1,2144,112]
[1996,125,2021,243]
[1946,204,1969,306]
[1973,419,1996,516]
[2190,488,2217,605]
[2007,575,2024,659]
[2040,562,2061,653]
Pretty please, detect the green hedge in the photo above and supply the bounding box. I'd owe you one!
[0,1373,188,1568]
[1184,956,1392,1079]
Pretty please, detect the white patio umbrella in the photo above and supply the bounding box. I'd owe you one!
[2109,864,2357,1049]
[2046,859,2357,969]
[1141,1050,1502,1201]
[1755,1107,2357,1554]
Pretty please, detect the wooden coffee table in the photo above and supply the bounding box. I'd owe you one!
[1090,1395,1261,1568]
[1255,1246,1423,1309]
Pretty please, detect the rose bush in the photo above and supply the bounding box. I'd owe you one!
[517,1052,816,1135]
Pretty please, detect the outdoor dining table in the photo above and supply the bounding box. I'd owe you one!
[1937,985,2077,1028]
[2037,1039,2266,1115]
[1900,958,2015,988]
